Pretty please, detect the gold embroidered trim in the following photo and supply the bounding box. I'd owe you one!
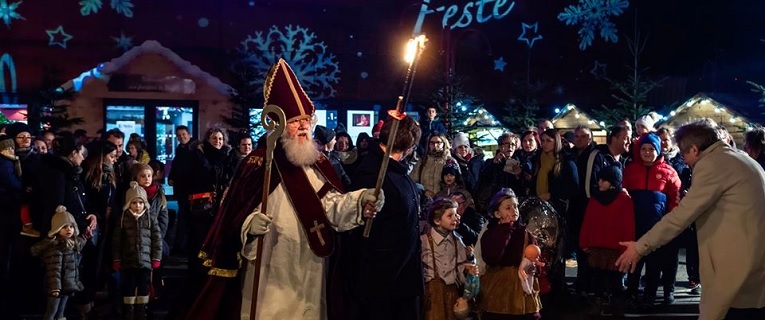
[207,267,238,278]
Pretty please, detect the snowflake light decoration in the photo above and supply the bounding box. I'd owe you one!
[110,0,133,18]
[79,0,102,16]
[112,31,134,51]
[557,0,629,50]
[0,0,25,29]
[79,0,133,18]
[238,25,340,99]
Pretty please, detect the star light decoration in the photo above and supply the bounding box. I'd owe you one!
[46,26,74,49]
[0,0,25,29]
[518,22,543,48]
[493,57,507,71]
[112,31,134,52]
[590,60,607,79]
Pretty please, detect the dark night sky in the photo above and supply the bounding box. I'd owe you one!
[2,0,764,112]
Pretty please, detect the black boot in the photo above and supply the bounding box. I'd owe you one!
[134,303,146,320]
[123,304,135,320]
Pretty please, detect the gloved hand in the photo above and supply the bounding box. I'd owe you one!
[152,260,161,269]
[113,261,121,272]
[361,189,385,213]
[247,211,273,236]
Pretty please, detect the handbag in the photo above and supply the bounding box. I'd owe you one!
[189,193,215,218]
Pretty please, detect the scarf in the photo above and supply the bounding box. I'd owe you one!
[593,187,621,205]
[129,208,146,219]
[536,151,555,196]
[143,183,159,201]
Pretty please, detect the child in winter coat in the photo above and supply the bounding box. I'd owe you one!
[435,163,472,202]
[131,163,169,256]
[31,206,88,320]
[421,197,478,320]
[579,163,635,317]
[113,181,162,320]
[476,188,541,319]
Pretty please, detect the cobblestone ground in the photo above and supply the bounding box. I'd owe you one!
[17,250,701,320]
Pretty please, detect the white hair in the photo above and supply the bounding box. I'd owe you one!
[281,129,319,167]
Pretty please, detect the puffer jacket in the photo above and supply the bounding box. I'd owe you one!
[623,156,681,237]
[112,210,162,270]
[31,237,86,294]
[411,151,458,195]
[147,187,170,256]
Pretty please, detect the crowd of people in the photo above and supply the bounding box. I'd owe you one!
[2,58,765,320]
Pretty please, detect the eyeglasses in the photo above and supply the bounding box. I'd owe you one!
[15,135,32,141]
[429,141,444,145]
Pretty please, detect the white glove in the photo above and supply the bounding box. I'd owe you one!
[247,211,273,236]
[361,189,385,213]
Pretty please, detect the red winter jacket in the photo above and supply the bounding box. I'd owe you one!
[623,156,681,236]
[580,190,635,251]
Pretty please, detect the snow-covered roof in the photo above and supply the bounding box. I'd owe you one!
[61,40,231,95]
[551,103,605,130]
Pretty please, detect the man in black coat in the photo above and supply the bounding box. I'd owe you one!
[340,115,424,320]
[168,125,195,252]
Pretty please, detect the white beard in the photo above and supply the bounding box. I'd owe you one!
[281,131,319,167]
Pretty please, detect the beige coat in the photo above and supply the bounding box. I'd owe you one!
[636,141,765,320]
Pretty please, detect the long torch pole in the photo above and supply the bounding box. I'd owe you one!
[363,35,427,238]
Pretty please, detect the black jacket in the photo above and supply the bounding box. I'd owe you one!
[38,154,90,235]
[168,139,196,197]
[346,146,424,298]
[456,206,485,247]
[0,155,22,225]
[187,141,237,198]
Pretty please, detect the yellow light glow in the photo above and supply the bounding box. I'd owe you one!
[404,35,427,63]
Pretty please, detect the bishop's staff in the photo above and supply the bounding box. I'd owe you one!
[363,35,428,237]
[250,104,286,319]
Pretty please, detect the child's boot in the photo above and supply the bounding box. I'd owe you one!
[21,223,41,237]
[123,297,136,320]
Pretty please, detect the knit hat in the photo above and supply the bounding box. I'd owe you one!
[451,132,470,151]
[124,181,150,211]
[487,188,517,214]
[639,132,662,157]
[562,131,575,144]
[48,205,79,238]
[635,112,661,132]
[0,135,14,151]
[5,122,32,140]
[313,125,335,145]
[599,163,623,189]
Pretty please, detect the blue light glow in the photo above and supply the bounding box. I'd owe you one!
[590,60,607,79]
[0,0,24,28]
[413,0,516,34]
[237,25,340,99]
[518,22,543,48]
[110,0,134,18]
[0,53,17,94]
[198,17,209,28]
[79,0,102,16]
[46,26,74,49]
[360,72,368,79]
[112,31,134,51]
[557,0,629,50]
[493,56,507,71]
